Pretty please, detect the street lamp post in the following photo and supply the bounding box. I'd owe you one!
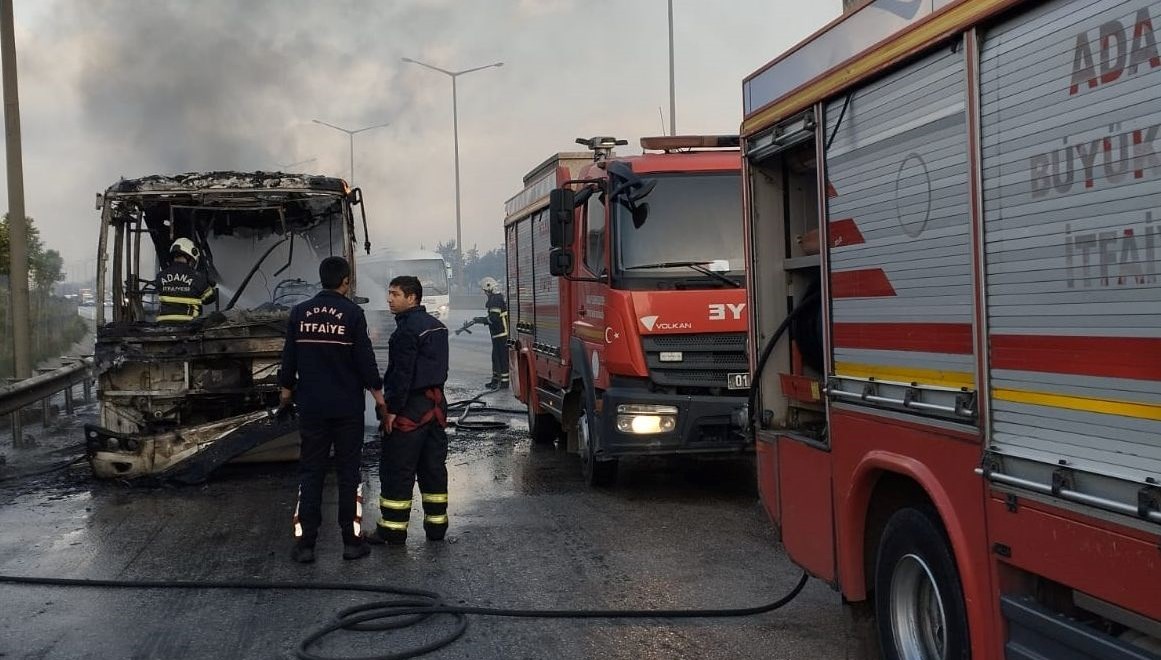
[310,120,390,187]
[401,57,503,287]
[668,0,676,136]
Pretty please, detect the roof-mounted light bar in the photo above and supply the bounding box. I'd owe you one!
[639,135,740,152]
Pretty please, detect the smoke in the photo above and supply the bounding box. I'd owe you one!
[43,0,476,174]
[12,0,841,271]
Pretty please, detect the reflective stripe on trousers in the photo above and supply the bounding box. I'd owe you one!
[421,492,448,534]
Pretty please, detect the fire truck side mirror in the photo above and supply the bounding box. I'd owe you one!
[549,248,574,277]
[549,189,576,249]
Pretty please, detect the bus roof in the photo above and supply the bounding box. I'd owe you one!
[103,171,349,196]
[742,0,1022,137]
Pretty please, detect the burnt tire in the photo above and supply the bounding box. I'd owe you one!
[528,403,562,446]
[874,507,970,660]
[577,403,617,487]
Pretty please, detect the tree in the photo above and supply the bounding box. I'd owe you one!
[0,213,62,290]
[464,246,505,287]
[434,239,458,271]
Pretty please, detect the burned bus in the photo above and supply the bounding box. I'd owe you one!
[85,171,371,482]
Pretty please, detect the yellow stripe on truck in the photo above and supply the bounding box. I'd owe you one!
[833,362,975,389]
[993,389,1161,422]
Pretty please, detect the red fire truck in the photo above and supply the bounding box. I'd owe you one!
[504,136,751,486]
[742,0,1161,658]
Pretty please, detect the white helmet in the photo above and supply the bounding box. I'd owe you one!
[479,277,500,294]
[170,237,200,262]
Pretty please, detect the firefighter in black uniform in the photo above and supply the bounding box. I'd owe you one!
[367,275,450,546]
[481,277,510,389]
[279,256,387,563]
[156,237,217,323]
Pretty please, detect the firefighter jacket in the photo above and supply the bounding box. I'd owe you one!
[279,290,382,419]
[156,262,217,322]
[485,292,509,339]
[384,305,449,416]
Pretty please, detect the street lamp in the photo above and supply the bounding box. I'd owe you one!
[401,56,503,287]
[668,0,676,135]
[310,119,390,187]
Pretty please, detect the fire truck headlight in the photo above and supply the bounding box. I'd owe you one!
[616,404,678,434]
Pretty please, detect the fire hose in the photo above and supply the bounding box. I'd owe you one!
[445,392,525,431]
[0,571,808,660]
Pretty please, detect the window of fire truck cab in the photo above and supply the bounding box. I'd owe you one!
[614,173,743,288]
[584,191,606,275]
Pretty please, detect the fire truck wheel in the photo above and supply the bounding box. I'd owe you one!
[874,506,969,660]
[528,404,562,445]
[578,404,617,487]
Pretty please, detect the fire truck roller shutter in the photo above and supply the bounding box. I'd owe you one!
[823,42,976,418]
[979,0,1161,508]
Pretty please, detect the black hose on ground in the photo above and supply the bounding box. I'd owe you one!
[0,570,809,660]
[0,455,86,484]
[445,391,524,431]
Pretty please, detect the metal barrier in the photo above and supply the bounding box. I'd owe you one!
[0,358,94,449]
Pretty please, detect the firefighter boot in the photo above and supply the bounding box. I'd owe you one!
[342,534,371,560]
[291,541,316,564]
[364,526,407,547]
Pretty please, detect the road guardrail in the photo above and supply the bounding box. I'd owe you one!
[0,358,94,448]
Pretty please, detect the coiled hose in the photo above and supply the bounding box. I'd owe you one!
[0,571,809,660]
[445,392,525,431]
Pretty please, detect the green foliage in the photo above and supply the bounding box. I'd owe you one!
[464,245,505,287]
[1,213,82,379]
[0,213,64,290]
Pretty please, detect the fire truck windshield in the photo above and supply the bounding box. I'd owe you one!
[614,173,744,280]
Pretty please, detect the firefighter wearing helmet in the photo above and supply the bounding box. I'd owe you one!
[156,237,218,323]
[479,277,509,389]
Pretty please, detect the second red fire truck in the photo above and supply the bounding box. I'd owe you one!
[503,136,751,486]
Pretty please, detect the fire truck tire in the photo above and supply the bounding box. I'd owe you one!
[578,403,617,487]
[873,506,970,660]
[528,404,562,445]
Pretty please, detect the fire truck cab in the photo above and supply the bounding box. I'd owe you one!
[505,136,751,486]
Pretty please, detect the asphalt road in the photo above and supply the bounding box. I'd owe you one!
[0,310,871,660]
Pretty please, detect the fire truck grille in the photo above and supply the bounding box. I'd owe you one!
[641,333,749,390]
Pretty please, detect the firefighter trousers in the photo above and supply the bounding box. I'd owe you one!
[491,337,509,385]
[376,422,448,543]
[293,415,364,545]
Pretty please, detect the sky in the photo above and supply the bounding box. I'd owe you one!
[4,0,841,280]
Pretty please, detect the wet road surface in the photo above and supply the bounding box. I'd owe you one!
[0,311,870,659]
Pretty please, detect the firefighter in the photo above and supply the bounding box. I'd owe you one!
[479,277,510,390]
[156,237,217,323]
[279,256,387,563]
[367,275,450,546]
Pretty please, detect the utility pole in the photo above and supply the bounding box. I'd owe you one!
[2,0,30,378]
[668,0,676,136]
